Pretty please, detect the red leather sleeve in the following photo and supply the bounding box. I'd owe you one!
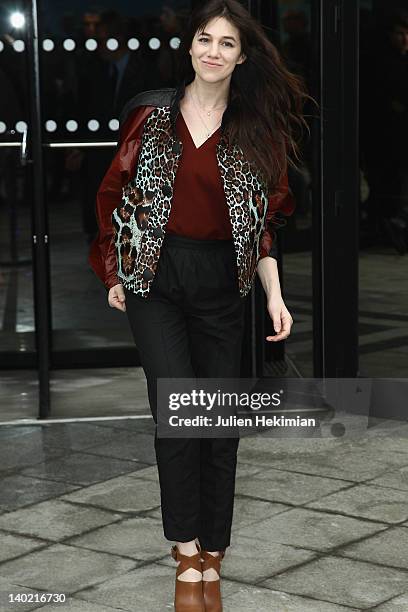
[259,170,295,260]
[88,105,156,289]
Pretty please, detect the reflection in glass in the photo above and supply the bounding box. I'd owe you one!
[39,2,192,354]
[255,2,316,377]
[359,3,408,377]
[0,0,36,362]
[12,39,25,52]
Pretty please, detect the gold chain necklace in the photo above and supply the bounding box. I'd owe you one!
[188,84,227,138]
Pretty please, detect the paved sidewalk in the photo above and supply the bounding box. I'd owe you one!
[0,416,407,611]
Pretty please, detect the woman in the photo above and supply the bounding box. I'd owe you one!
[89,1,308,610]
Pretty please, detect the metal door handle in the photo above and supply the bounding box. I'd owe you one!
[20,125,28,166]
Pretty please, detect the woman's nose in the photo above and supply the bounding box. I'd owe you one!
[208,42,220,57]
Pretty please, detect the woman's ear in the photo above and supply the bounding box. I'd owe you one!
[237,53,246,64]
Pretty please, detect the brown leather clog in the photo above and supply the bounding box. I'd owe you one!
[201,550,225,612]
[171,544,205,612]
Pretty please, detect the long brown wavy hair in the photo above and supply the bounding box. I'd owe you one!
[176,0,311,190]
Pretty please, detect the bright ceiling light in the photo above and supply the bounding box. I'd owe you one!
[10,12,25,29]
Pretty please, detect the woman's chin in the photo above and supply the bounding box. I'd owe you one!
[195,71,227,84]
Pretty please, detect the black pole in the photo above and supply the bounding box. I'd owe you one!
[26,0,51,417]
[312,0,324,378]
[319,0,359,377]
[341,0,359,377]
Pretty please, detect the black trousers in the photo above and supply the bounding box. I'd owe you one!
[124,234,246,550]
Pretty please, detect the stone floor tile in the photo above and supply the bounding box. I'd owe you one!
[228,496,292,530]
[143,506,166,521]
[20,452,145,486]
[235,462,266,478]
[0,425,38,441]
[0,438,68,474]
[261,555,408,609]
[73,562,178,611]
[96,418,155,435]
[236,507,387,551]
[239,428,408,468]
[369,466,408,491]
[0,423,141,457]
[126,465,158,481]
[238,440,408,483]
[237,435,340,458]
[0,531,45,563]
[45,369,150,420]
[0,543,137,592]
[0,575,48,611]
[354,434,408,456]
[60,474,160,513]
[0,474,79,512]
[67,516,167,561]
[20,423,139,452]
[235,467,353,505]
[82,432,157,464]
[366,419,408,439]
[222,584,359,611]
[0,500,123,541]
[307,483,408,523]
[217,534,317,582]
[372,592,408,611]
[33,600,122,611]
[338,526,408,569]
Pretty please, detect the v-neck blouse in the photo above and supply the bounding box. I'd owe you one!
[165,112,233,240]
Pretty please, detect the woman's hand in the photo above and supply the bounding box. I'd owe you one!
[256,257,293,341]
[108,283,126,312]
[266,292,293,341]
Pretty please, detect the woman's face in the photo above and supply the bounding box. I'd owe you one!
[189,16,246,84]
[390,25,408,54]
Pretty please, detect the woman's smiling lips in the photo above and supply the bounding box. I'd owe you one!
[202,60,222,67]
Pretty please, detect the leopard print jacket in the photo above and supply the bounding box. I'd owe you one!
[103,87,293,298]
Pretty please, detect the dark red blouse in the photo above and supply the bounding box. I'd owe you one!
[165,112,233,240]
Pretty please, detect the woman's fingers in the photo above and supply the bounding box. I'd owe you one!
[266,309,293,341]
[108,284,126,312]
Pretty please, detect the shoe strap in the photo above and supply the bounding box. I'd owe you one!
[171,546,202,576]
[201,550,225,573]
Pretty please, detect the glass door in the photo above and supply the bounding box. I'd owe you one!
[0,1,40,420]
[36,0,208,417]
[246,0,321,378]
[2,0,358,419]
[252,0,360,379]
[359,0,408,379]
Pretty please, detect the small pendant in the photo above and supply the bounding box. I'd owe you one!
[207,111,211,116]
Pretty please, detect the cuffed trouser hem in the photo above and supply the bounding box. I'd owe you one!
[197,538,230,551]
[163,532,231,551]
[164,533,200,543]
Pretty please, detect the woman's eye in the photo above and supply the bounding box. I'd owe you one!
[197,37,234,48]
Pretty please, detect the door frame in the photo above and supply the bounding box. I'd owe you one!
[318,0,359,377]
[8,0,360,418]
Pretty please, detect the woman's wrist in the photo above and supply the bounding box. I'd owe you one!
[266,285,282,301]
[257,256,282,299]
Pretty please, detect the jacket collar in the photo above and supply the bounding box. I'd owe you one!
[169,80,185,140]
